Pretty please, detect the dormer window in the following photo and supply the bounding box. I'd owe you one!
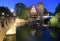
[30,13,38,18]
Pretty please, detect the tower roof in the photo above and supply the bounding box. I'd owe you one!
[37,2,44,5]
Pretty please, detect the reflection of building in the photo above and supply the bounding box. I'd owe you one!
[28,2,54,36]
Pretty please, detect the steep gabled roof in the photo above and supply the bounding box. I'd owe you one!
[29,5,37,14]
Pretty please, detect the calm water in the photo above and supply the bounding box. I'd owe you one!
[34,29,55,41]
[4,29,55,41]
[16,28,55,41]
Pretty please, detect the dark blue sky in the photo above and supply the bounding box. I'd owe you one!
[0,0,60,13]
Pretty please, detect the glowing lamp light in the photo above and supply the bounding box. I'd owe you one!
[2,13,5,18]
[2,13,4,15]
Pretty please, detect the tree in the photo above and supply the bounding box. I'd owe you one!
[49,13,60,28]
[15,3,26,17]
[49,17,58,27]
[15,3,29,20]
[48,13,60,38]
[44,8,48,15]
[0,6,11,17]
[44,8,48,14]
[55,3,60,14]
[18,8,29,20]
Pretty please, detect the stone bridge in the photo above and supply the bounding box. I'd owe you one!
[0,17,27,41]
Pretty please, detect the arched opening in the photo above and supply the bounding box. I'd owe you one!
[1,21,4,28]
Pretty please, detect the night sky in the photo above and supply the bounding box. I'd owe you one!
[0,0,60,13]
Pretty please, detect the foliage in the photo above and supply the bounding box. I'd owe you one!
[15,3,26,16]
[15,3,26,9]
[49,3,60,27]
[49,13,60,38]
[18,8,29,20]
[44,8,48,15]
[0,6,11,16]
[15,3,29,20]
[55,3,60,14]
[50,29,58,38]
[49,13,60,28]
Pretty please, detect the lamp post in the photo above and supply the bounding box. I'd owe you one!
[36,2,44,36]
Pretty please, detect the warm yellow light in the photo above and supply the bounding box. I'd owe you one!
[6,18,27,35]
